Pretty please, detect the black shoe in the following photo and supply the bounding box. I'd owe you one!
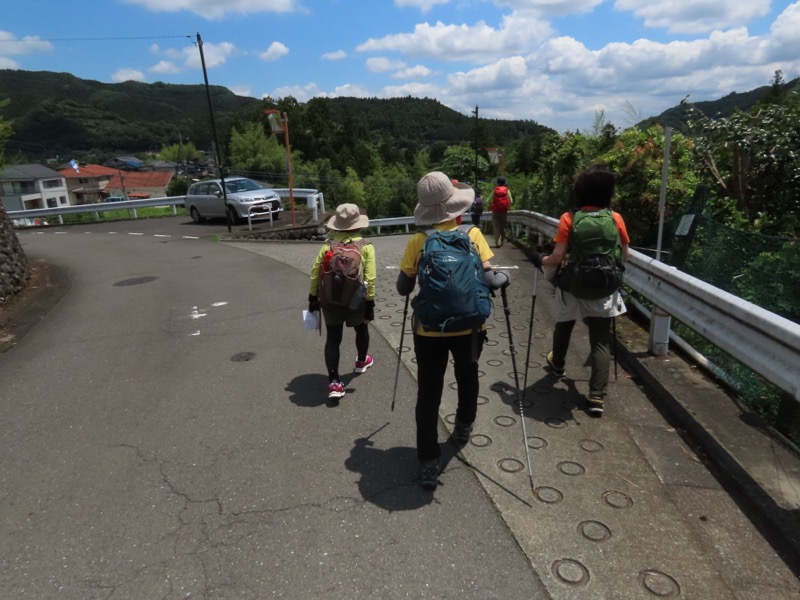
[419,460,440,490]
[546,351,566,377]
[452,420,473,446]
[587,396,604,417]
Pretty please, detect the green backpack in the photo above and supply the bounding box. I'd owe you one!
[561,208,624,299]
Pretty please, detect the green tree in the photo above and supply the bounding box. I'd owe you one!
[686,90,800,236]
[438,145,489,182]
[228,121,287,177]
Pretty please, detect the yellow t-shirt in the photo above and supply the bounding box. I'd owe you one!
[399,220,495,337]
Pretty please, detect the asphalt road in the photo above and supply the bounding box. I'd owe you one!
[0,216,550,599]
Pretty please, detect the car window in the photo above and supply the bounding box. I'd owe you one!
[226,179,261,193]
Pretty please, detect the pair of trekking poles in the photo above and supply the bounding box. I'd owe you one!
[388,275,537,497]
[390,269,619,498]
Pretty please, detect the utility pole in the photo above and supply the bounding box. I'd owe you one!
[472,105,479,190]
[196,32,231,232]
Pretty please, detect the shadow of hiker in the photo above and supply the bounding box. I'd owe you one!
[285,373,330,408]
[286,373,362,408]
[345,423,463,510]
[489,373,583,424]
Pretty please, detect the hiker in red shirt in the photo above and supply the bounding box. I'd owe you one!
[489,176,512,247]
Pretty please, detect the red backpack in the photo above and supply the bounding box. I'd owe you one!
[491,186,510,213]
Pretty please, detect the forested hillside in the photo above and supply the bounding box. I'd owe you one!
[0,70,551,163]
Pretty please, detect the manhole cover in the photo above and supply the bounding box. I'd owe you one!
[114,276,159,287]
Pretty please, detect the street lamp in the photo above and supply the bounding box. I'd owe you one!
[265,109,296,226]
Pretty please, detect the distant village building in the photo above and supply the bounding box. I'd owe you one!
[0,164,69,212]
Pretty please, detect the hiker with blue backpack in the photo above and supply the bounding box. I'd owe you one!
[532,165,630,417]
[396,172,511,489]
[308,203,376,405]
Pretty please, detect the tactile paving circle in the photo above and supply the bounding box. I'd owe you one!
[534,486,564,504]
[498,458,524,473]
[545,418,568,428]
[493,415,516,427]
[558,461,586,476]
[527,436,547,450]
[578,520,612,543]
[638,569,681,597]
[603,490,634,509]
[579,439,605,452]
[551,558,590,586]
[470,434,492,447]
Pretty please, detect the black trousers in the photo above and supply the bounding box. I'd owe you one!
[413,331,485,461]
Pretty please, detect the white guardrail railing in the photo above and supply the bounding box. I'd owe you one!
[370,210,800,404]
[505,210,800,403]
[8,202,799,402]
[6,189,324,231]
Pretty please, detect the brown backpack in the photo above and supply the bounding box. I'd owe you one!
[318,239,369,310]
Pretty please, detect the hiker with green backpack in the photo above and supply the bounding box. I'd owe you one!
[396,172,511,489]
[532,165,630,417]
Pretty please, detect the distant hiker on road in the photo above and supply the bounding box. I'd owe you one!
[469,191,484,227]
[396,172,510,490]
[308,203,376,404]
[532,165,629,417]
[489,176,512,247]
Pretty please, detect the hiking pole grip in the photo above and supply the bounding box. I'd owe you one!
[391,295,410,412]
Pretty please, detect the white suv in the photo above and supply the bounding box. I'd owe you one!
[185,177,282,224]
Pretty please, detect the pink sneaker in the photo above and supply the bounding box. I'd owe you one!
[328,381,345,399]
[354,355,374,374]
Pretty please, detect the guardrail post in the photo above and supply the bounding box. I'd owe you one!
[648,305,672,356]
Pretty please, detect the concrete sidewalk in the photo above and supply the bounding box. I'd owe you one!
[227,233,800,599]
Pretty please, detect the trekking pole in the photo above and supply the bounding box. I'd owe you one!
[521,268,540,402]
[613,316,618,381]
[391,295,410,412]
[500,285,536,499]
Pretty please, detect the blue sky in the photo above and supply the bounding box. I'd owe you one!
[2,0,799,132]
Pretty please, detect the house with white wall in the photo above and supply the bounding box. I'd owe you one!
[0,163,70,212]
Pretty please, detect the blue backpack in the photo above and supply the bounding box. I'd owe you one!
[411,224,492,333]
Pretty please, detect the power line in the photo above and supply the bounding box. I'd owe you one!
[0,35,192,43]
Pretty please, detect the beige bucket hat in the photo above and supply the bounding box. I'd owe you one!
[413,171,474,225]
[326,203,369,231]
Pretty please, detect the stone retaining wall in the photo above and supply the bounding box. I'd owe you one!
[0,205,30,305]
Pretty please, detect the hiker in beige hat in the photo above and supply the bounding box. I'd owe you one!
[308,203,377,404]
[395,172,512,489]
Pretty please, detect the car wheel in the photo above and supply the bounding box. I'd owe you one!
[227,206,240,225]
[190,206,204,223]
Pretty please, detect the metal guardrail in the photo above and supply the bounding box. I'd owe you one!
[7,196,186,225]
[369,210,800,403]
[507,210,800,403]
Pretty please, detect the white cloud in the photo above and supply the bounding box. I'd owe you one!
[259,42,289,62]
[229,85,253,97]
[0,31,52,57]
[122,0,299,20]
[356,12,551,62]
[0,57,19,69]
[768,2,800,58]
[392,65,433,79]
[614,0,771,34]
[150,60,180,74]
[322,50,346,61]
[181,41,236,69]
[366,57,407,72]
[269,82,321,102]
[111,68,146,83]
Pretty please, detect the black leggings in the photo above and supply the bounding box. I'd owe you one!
[325,322,369,373]
[414,332,485,461]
